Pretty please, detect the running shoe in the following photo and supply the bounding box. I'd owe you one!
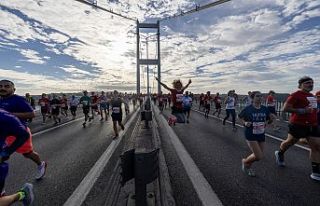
[113,134,119,140]
[120,125,125,130]
[18,183,34,206]
[310,173,320,181]
[36,161,47,180]
[82,122,86,128]
[241,160,256,177]
[100,118,104,121]
[275,151,285,167]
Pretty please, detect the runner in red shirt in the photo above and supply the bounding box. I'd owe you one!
[204,91,212,119]
[38,93,50,124]
[275,76,320,181]
[213,92,222,117]
[155,77,191,123]
[266,90,280,130]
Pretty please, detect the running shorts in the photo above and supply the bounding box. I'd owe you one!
[111,113,122,122]
[288,124,320,138]
[6,127,33,154]
[83,106,90,114]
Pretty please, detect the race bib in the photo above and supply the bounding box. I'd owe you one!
[82,100,88,106]
[253,122,265,134]
[113,107,120,114]
[176,94,183,102]
[307,96,317,109]
[52,105,56,109]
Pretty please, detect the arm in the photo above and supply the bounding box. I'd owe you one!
[283,101,313,114]
[155,77,172,91]
[182,79,192,91]
[11,111,35,119]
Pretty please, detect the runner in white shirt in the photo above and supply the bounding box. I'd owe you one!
[223,90,237,131]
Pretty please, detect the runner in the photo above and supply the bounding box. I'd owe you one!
[204,91,211,119]
[266,90,280,131]
[167,93,171,107]
[274,76,320,181]
[69,95,78,120]
[155,77,192,123]
[60,94,68,117]
[132,94,137,109]
[139,93,144,108]
[242,91,252,107]
[223,90,237,131]
[212,92,222,117]
[238,91,275,177]
[158,91,164,112]
[182,91,192,123]
[0,109,34,206]
[79,90,91,128]
[50,94,61,125]
[123,92,130,115]
[89,92,99,121]
[0,79,47,180]
[25,93,35,110]
[38,93,50,124]
[99,91,108,121]
[163,94,168,109]
[199,93,204,111]
[110,90,125,139]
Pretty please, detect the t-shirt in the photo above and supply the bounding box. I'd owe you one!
[0,94,34,126]
[50,99,61,110]
[225,96,235,109]
[204,95,211,105]
[286,90,317,125]
[266,95,276,107]
[111,98,122,114]
[182,96,192,108]
[38,98,49,108]
[80,96,91,107]
[170,89,184,110]
[214,96,222,106]
[0,109,29,156]
[238,105,270,139]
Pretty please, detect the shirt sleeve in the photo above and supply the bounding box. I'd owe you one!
[0,114,29,156]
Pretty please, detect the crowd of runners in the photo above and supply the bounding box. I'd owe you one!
[1,75,320,205]
[0,79,145,205]
[155,76,320,183]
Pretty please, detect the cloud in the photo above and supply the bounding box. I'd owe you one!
[19,49,46,64]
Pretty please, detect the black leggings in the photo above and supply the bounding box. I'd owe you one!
[223,109,236,127]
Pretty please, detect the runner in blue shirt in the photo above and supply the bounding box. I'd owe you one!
[182,91,192,123]
[0,109,34,206]
[238,91,276,177]
[0,79,47,180]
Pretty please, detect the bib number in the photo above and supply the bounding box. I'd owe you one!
[113,107,120,114]
[253,122,265,134]
[307,97,317,109]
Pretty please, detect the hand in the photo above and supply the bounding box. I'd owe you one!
[155,77,159,81]
[244,122,252,127]
[188,79,192,84]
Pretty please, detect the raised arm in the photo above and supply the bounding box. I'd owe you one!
[182,79,192,91]
[155,77,172,91]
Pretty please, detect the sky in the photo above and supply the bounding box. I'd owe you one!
[0,0,319,95]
